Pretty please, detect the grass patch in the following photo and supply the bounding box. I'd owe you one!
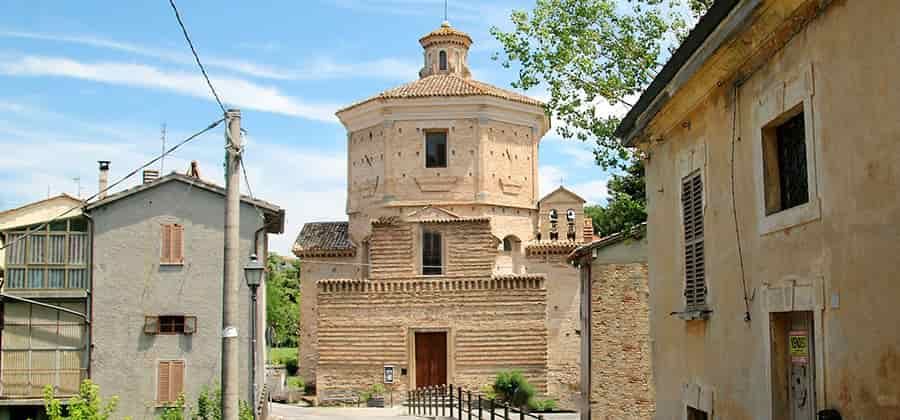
[269,347,297,364]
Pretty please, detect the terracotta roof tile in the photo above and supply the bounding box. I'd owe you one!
[338,74,544,112]
[292,222,355,257]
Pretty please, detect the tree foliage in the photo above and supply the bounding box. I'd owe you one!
[44,380,124,420]
[584,160,647,237]
[266,253,300,348]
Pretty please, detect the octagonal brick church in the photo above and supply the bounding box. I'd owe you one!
[293,22,595,408]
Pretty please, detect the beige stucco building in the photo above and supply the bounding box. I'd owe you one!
[617,1,900,419]
[294,22,593,408]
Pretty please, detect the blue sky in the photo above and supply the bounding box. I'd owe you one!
[0,1,622,253]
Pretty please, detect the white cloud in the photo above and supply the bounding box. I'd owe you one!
[0,55,341,123]
[0,30,418,82]
[0,101,347,254]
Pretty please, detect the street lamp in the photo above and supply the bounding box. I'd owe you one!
[244,254,265,419]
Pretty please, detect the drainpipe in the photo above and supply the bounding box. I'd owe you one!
[84,210,95,382]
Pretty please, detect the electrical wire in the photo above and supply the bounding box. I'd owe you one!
[167,0,227,115]
[730,83,751,322]
[0,118,225,251]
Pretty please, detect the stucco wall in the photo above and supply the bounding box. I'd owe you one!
[315,275,548,400]
[89,181,268,419]
[640,1,900,418]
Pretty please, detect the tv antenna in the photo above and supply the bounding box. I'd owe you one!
[160,123,167,173]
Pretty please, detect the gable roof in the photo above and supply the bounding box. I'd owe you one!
[538,186,586,204]
[615,0,743,145]
[0,194,85,231]
[338,74,544,113]
[0,194,83,218]
[292,222,355,258]
[85,172,284,233]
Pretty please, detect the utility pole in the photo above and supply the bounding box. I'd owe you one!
[222,109,242,420]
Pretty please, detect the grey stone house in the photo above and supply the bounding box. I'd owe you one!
[84,171,283,419]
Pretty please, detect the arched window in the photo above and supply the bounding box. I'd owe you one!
[502,235,521,252]
[439,50,448,71]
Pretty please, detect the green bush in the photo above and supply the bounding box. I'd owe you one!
[528,398,558,412]
[493,370,535,408]
[158,394,186,420]
[44,380,124,420]
[267,347,297,365]
[157,385,253,420]
[286,376,305,390]
[479,384,497,401]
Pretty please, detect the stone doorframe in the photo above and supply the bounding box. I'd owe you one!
[760,275,826,417]
[407,327,454,390]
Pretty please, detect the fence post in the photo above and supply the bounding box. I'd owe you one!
[504,403,509,420]
[520,405,525,420]
[427,387,432,416]
[449,384,454,415]
[458,386,463,419]
[490,399,495,420]
[478,394,483,420]
[467,390,472,420]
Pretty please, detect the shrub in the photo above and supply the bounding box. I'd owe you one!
[286,377,305,391]
[44,380,123,420]
[493,370,535,408]
[528,398,557,412]
[479,384,497,401]
[158,394,186,420]
[283,356,299,376]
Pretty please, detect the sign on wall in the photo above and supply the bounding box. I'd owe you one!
[384,365,395,384]
[789,330,809,364]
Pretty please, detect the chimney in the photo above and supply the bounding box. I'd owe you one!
[187,160,201,179]
[98,161,110,199]
[583,217,595,243]
[142,169,159,184]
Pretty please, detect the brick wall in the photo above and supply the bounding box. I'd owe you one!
[369,220,495,279]
[590,262,653,419]
[315,275,548,400]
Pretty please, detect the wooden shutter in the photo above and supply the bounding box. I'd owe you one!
[161,224,173,263]
[682,172,707,310]
[183,316,197,335]
[144,316,160,334]
[172,224,184,263]
[158,361,171,402]
[171,360,185,400]
[158,360,185,403]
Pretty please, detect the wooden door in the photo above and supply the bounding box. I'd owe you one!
[415,332,447,388]
[788,312,815,420]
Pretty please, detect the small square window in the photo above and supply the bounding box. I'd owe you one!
[425,131,448,168]
[763,109,809,215]
[159,316,186,334]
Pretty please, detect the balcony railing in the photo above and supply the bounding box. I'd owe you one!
[408,384,545,420]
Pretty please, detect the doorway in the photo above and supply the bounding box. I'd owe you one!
[414,331,447,388]
[771,311,816,420]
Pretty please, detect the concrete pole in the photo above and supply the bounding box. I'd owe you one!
[222,109,242,420]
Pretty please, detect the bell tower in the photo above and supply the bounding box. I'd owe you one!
[418,21,472,79]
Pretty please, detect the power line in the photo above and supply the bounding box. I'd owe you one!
[0,118,226,252]
[167,0,227,114]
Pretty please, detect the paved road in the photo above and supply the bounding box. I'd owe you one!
[270,403,419,419]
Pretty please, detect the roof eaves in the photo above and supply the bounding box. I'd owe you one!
[568,223,647,262]
[615,0,747,146]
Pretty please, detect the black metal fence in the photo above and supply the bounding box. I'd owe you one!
[407,384,544,420]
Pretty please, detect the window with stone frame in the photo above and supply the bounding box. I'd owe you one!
[687,407,709,420]
[422,230,443,275]
[762,107,809,215]
[439,50,448,70]
[681,171,707,311]
[160,223,184,264]
[144,315,197,335]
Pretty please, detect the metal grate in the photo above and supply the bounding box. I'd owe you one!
[682,172,707,310]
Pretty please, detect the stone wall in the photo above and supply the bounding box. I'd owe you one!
[298,257,358,387]
[590,261,653,419]
[315,275,548,399]
[525,253,581,410]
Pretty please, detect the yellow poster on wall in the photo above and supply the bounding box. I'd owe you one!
[790,330,809,364]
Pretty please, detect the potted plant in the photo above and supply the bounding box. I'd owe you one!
[363,383,386,408]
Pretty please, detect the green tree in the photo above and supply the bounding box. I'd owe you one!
[491,0,711,170]
[585,160,647,237]
[44,380,124,420]
[266,253,300,348]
